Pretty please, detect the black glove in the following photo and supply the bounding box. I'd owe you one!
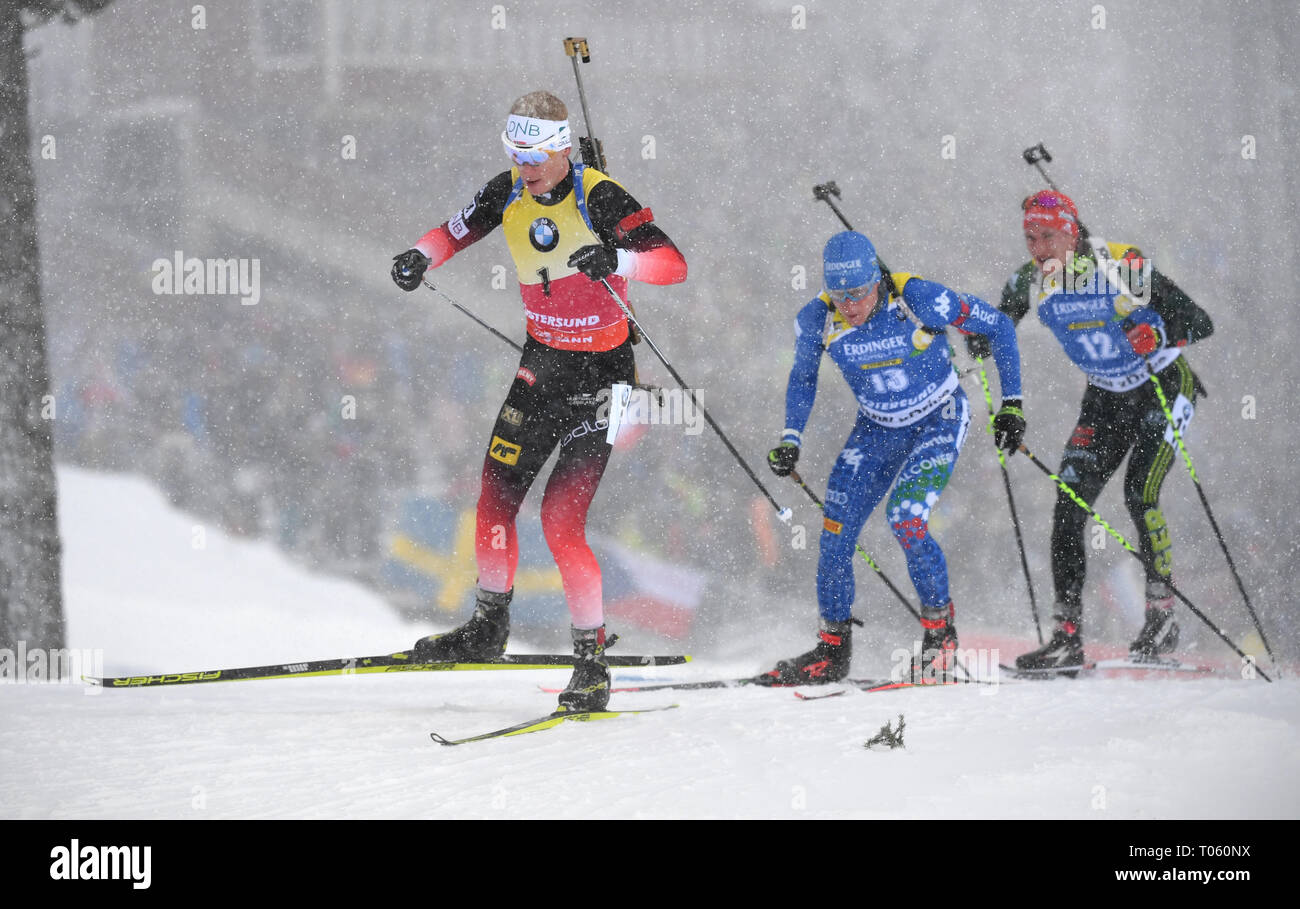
[993,398,1026,454]
[391,249,431,291]
[567,244,619,281]
[965,333,992,360]
[767,442,800,477]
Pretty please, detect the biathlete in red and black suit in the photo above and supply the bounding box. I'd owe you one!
[390,90,686,711]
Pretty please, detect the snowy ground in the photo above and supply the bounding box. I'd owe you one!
[1,468,1296,820]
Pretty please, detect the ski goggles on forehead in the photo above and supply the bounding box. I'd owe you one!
[502,115,571,165]
[1023,190,1068,210]
[827,282,877,304]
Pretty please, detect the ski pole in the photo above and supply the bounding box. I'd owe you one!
[424,278,666,401]
[423,278,523,353]
[1111,253,1275,671]
[788,469,990,682]
[1016,444,1270,682]
[596,278,793,523]
[1133,349,1277,670]
[788,470,919,622]
[975,357,1042,644]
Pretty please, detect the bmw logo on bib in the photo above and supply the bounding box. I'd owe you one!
[529,217,559,252]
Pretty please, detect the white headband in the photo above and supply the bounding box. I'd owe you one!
[503,114,572,151]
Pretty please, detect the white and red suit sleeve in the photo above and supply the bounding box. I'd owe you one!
[412,171,514,267]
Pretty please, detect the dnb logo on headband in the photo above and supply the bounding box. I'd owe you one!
[529,217,559,252]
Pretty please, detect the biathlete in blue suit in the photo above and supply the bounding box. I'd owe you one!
[761,231,1024,684]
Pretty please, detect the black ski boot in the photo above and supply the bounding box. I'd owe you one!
[758,618,853,685]
[558,626,611,712]
[1015,608,1085,674]
[1130,580,1179,659]
[906,602,958,683]
[412,588,511,662]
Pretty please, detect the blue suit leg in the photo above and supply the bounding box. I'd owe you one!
[885,390,972,611]
[816,414,910,622]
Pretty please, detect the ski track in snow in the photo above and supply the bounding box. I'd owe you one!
[1,468,1296,819]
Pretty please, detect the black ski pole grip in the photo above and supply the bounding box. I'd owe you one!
[1022,142,1051,164]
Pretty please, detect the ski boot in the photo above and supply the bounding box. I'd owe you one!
[1129,579,1179,660]
[757,618,853,685]
[411,588,511,662]
[905,601,959,684]
[1015,608,1085,675]
[557,625,611,713]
